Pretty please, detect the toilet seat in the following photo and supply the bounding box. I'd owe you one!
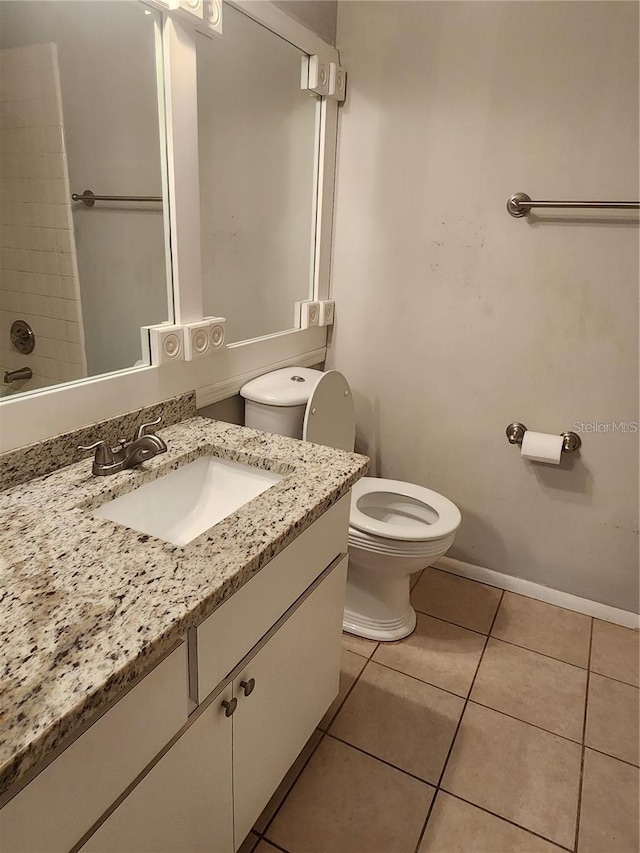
[350,477,461,542]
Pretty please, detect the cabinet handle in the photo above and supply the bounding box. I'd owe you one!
[240,678,255,697]
[221,697,237,717]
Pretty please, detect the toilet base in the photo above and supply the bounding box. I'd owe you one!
[343,604,417,642]
[342,550,425,642]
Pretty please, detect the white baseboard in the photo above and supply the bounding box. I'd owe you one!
[432,556,640,631]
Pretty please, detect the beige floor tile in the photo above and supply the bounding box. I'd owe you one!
[585,672,639,766]
[318,649,367,730]
[419,791,565,853]
[266,736,434,853]
[342,631,378,658]
[578,748,640,853]
[471,637,587,741]
[373,613,486,697]
[254,843,281,853]
[491,592,591,667]
[590,619,639,687]
[442,703,582,849]
[329,660,464,783]
[412,568,502,634]
[253,730,323,834]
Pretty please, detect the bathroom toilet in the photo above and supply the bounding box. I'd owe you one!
[240,367,462,641]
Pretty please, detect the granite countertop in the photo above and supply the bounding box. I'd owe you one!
[0,417,368,800]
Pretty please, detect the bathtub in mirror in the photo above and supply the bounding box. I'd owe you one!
[0,0,172,398]
[197,2,320,344]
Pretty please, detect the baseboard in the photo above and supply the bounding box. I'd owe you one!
[432,556,639,631]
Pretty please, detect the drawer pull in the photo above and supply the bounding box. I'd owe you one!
[240,678,255,697]
[221,697,237,717]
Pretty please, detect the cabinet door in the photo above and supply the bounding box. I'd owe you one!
[81,686,235,853]
[232,556,347,846]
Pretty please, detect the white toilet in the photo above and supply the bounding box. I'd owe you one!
[240,367,462,641]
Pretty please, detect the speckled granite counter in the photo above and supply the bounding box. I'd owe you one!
[0,417,368,799]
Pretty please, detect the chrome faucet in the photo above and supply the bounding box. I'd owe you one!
[4,366,32,383]
[78,416,167,476]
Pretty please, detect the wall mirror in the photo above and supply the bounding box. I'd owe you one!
[0,0,172,400]
[197,2,320,344]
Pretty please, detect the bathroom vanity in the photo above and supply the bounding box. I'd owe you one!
[0,415,368,852]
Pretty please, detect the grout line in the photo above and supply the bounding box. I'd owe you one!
[320,654,372,732]
[412,589,505,853]
[465,699,584,746]
[581,745,640,770]
[438,791,575,853]
[327,720,574,853]
[259,839,290,853]
[371,651,592,747]
[439,590,503,790]
[588,668,640,690]
[324,731,437,787]
[367,657,468,702]
[411,599,593,671]
[342,635,380,660]
[410,606,490,638]
[574,617,594,852]
[410,568,425,591]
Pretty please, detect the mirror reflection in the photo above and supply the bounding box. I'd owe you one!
[0,1,171,399]
[197,3,319,344]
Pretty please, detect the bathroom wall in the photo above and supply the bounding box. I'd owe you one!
[329,1,639,612]
[0,42,87,394]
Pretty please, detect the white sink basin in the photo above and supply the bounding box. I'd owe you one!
[95,456,284,546]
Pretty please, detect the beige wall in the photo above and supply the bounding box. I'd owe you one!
[329,1,639,612]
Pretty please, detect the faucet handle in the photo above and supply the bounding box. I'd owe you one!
[136,415,162,440]
[77,440,115,466]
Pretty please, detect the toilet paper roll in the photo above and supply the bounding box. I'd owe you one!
[520,431,563,464]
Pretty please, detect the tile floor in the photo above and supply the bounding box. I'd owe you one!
[241,567,640,853]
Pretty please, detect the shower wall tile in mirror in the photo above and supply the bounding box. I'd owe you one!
[197,3,319,344]
[0,1,171,399]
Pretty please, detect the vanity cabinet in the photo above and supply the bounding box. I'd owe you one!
[83,555,347,852]
[1,495,350,853]
[81,686,235,853]
[0,645,189,853]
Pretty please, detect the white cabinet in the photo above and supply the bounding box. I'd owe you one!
[82,686,234,853]
[0,645,188,853]
[232,556,346,844]
[1,497,350,853]
[79,555,347,853]
[195,496,349,701]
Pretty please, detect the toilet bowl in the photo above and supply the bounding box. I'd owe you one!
[345,478,461,640]
[240,367,462,641]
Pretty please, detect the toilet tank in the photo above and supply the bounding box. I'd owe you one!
[240,367,323,439]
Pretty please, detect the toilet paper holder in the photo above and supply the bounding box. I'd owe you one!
[505,423,582,453]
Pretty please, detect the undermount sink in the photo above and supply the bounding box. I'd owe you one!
[95,456,284,546]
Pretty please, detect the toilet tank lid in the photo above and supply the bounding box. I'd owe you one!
[240,367,324,406]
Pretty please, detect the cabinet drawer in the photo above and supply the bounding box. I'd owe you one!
[0,645,188,853]
[196,493,349,701]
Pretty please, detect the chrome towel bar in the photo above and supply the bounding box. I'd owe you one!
[71,189,162,207]
[507,192,640,218]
